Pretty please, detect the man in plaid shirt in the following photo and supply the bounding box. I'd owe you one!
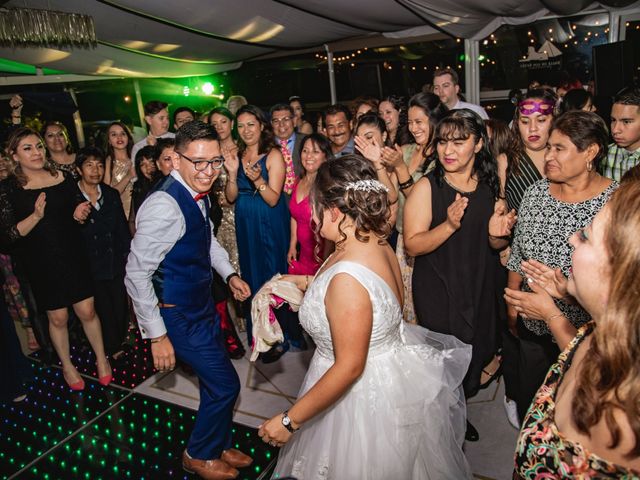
[600,86,640,181]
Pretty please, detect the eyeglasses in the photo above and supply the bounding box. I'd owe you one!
[271,116,293,125]
[178,152,224,171]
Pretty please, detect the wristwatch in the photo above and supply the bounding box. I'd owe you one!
[257,183,267,192]
[281,410,299,433]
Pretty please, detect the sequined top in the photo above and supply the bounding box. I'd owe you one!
[514,323,640,479]
[109,157,133,220]
[213,169,240,273]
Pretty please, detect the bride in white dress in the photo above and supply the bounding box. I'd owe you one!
[258,155,473,479]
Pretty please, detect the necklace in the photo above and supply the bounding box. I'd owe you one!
[443,174,477,195]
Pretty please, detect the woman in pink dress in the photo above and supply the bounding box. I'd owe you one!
[287,134,333,276]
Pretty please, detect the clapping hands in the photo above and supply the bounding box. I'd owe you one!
[489,203,517,238]
[354,135,383,166]
[33,192,46,220]
[446,193,469,230]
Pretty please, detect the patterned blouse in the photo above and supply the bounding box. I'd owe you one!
[514,323,640,479]
[507,179,617,335]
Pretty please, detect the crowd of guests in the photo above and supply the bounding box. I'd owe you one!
[1,68,640,478]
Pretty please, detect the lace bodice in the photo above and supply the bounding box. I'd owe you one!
[299,261,404,359]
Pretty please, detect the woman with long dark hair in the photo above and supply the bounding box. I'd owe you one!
[41,121,77,179]
[379,92,447,324]
[104,121,135,219]
[224,105,290,350]
[287,133,332,276]
[378,95,411,146]
[129,145,159,235]
[404,109,503,440]
[505,88,557,212]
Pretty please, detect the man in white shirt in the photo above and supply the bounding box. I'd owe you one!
[433,69,489,120]
[131,100,175,162]
[125,121,252,480]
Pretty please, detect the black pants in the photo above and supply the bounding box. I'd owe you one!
[501,330,520,401]
[514,321,560,421]
[93,276,129,355]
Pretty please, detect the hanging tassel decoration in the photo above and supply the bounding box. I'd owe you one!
[0,7,97,48]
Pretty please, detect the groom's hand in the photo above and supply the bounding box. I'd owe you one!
[229,276,251,301]
[151,335,176,372]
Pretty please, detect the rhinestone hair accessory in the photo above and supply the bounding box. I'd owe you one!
[345,179,389,193]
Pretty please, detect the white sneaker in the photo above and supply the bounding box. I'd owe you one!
[503,396,520,429]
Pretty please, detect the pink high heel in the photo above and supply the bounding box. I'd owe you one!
[97,360,113,386]
[63,370,85,391]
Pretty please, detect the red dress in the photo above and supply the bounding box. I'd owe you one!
[288,182,322,276]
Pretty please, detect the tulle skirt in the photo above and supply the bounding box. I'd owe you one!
[272,324,473,480]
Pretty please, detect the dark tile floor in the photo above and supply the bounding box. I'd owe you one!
[29,325,156,390]
[4,359,276,480]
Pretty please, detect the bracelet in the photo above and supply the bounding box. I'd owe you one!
[398,177,414,190]
[150,334,167,344]
[303,275,309,290]
[375,165,386,171]
[546,312,565,323]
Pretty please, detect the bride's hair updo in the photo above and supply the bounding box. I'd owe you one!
[312,154,391,248]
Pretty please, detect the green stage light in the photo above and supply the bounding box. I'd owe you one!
[202,82,215,95]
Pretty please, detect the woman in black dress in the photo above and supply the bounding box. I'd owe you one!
[404,109,504,440]
[0,128,111,390]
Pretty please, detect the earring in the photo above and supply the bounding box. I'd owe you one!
[586,160,593,172]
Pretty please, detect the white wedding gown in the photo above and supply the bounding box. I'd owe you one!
[272,261,473,480]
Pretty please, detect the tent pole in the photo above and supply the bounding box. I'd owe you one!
[376,63,384,98]
[464,39,480,105]
[66,87,86,148]
[609,10,621,42]
[133,79,145,128]
[324,44,337,104]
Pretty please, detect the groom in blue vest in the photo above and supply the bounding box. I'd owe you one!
[126,121,252,480]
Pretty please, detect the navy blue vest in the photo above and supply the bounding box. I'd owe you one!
[151,175,212,306]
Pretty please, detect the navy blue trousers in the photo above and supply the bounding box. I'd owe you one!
[160,301,240,459]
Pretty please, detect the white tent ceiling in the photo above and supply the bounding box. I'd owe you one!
[0,0,638,78]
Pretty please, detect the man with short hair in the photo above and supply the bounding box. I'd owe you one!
[270,103,303,196]
[323,104,355,156]
[131,100,175,162]
[433,69,489,120]
[173,106,196,130]
[126,121,252,480]
[600,86,640,181]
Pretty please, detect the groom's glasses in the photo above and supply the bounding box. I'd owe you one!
[178,152,225,171]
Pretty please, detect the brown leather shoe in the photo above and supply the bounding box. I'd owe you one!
[182,450,239,480]
[221,448,253,468]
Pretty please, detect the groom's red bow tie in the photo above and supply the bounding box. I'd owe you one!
[194,192,209,202]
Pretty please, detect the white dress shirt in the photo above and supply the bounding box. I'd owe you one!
[452,100,489,120]
[125,170,235,339]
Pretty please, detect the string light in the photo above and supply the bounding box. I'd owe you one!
[314,48,367,64]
